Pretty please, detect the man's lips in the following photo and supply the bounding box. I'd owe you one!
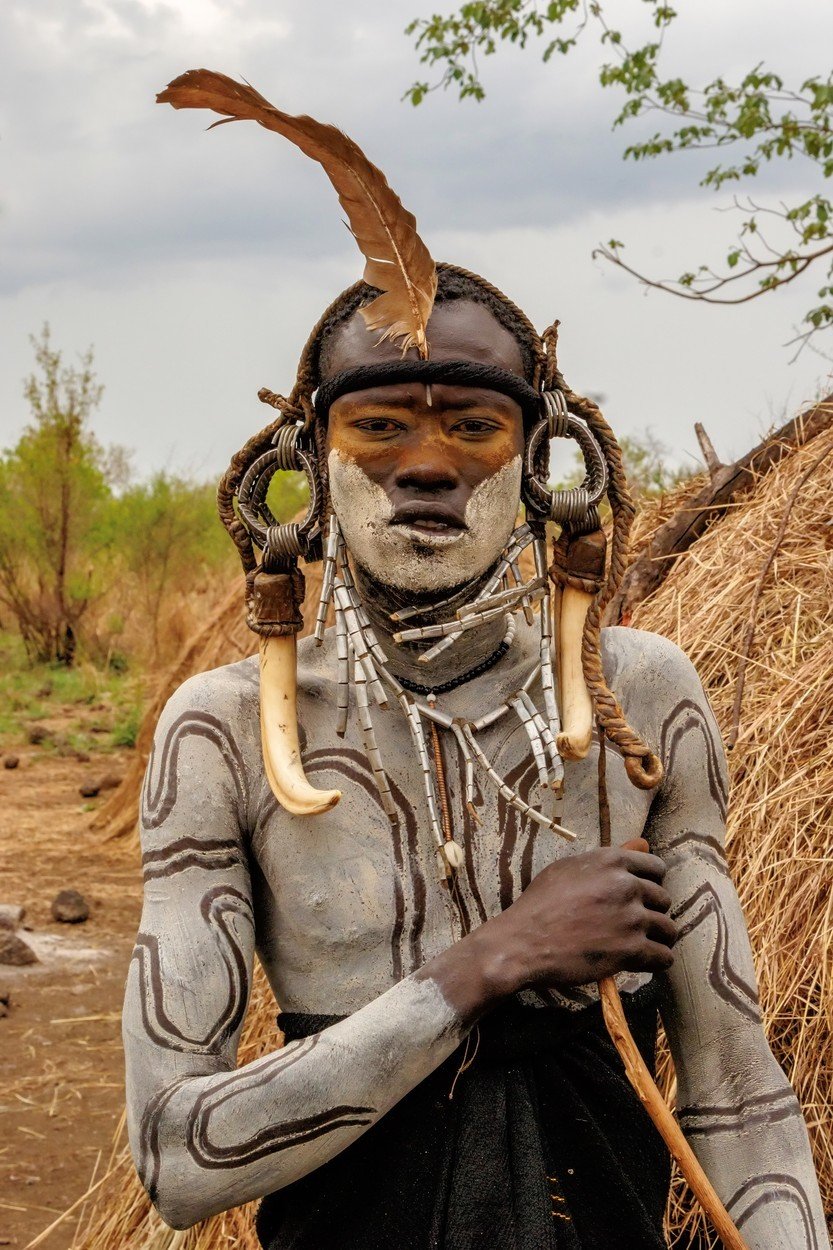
[390,502,466,534]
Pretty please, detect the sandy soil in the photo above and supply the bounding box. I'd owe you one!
[0,746,140,1249]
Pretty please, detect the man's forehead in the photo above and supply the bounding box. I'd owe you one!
[320,299,527,381]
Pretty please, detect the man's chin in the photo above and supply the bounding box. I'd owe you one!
[354,530,494,595]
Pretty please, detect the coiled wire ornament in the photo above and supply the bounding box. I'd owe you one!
[522,391,608,526]
[236,422,323,566]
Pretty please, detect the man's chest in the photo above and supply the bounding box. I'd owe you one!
[247,700,654,1012]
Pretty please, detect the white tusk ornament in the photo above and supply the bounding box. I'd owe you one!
[260,634,341,816]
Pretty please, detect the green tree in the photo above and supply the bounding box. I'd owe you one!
[109,468,308,654]
[406,2,833,351]
[553,426,692,499]
[109,474,231,653]
[0,326,122,664]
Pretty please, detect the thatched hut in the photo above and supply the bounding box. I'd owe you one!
[78,403,833,1248]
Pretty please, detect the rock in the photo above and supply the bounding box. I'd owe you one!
[0,930,38,965]
[0,988,11,1017]
[27,724,51,745]
[51,889,90,924]
[79,770,122,798]
[3,754,19,770]
[0,904,26,930]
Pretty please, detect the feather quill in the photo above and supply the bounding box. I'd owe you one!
[157,70,437,356]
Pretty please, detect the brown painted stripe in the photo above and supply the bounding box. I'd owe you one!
[132,886,252,1054]
[143,711,249,830]
[728,1173,819,1249]
[672,882,760,1020]
[659,699,728,818]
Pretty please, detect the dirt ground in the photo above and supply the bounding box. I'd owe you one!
[0,746,140,1249]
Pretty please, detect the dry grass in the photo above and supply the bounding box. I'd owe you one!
[75,433,833,1248]
[633,430,833,1245]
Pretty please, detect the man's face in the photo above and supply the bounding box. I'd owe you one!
[324,300,526,594]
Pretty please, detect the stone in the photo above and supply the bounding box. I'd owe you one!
[0,930,38,966]
[0,904,26,930]
[3,755,19,770]
[79,770,123,798]
[51,889,90,924]
[27,724,51,746]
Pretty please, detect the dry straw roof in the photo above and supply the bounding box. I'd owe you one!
[70,409,832,1250]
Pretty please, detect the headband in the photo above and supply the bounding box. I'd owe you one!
[313,360,544,426]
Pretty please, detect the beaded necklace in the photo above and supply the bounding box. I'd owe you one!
[313,514,575,879]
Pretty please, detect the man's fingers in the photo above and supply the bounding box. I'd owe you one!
[621,837,649,854]
[629,940,675,973]
[621,849,667,884]
[639,879,673,913]
[644,910,678,947]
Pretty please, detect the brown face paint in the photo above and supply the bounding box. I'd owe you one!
[327,383,524,532]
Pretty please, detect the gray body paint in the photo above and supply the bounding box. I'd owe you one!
[124,620,828,1244]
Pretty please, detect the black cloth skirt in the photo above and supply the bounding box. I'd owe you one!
[256,982,671,1250]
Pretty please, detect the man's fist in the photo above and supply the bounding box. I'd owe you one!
[479,841,677,999]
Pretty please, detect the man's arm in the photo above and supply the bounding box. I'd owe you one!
[123,673,467,1229]
[643,639,827,1249]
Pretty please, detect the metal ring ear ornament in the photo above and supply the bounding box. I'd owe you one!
[522,392,608,527]
[237,423,323,566]
[239,420,340,819]
[522,392,609,766]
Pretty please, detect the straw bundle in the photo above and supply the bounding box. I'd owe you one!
[75,425,833,1249]
[632,427,833,1245]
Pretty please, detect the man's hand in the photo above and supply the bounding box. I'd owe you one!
[428,839,676,1020]
[502,838,676,986]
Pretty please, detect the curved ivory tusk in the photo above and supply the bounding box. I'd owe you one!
[259,635,341,816]
[555,585,594,761]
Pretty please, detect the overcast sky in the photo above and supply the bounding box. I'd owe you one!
[2,0,832,484]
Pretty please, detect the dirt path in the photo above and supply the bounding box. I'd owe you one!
[0,747,140,1249]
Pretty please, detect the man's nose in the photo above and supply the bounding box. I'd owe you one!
[393,433,460,494]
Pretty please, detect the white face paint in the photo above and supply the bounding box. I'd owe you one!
[327,451,523,593]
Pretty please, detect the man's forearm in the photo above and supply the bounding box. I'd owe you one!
[130,971,467,1229]
[680,1054,828,1249]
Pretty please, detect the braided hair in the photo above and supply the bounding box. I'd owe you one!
[217,262,660,788]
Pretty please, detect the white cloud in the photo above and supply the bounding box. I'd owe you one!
[1,0,832,478]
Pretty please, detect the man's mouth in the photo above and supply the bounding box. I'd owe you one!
[390,502,466,537]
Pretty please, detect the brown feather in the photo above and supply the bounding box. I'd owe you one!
[157,70,437,356]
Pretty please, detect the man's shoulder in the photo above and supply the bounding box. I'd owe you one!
[601,625,709,729]
[158,655,260,733]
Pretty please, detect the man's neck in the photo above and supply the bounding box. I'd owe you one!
[352,563,509,691]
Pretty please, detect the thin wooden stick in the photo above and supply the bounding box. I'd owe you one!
[598,977,750,1250]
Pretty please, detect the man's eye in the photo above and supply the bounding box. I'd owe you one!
[354,418,403,433]
[454,419,499,435]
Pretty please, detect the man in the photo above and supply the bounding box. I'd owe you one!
[123,72,827,1250]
